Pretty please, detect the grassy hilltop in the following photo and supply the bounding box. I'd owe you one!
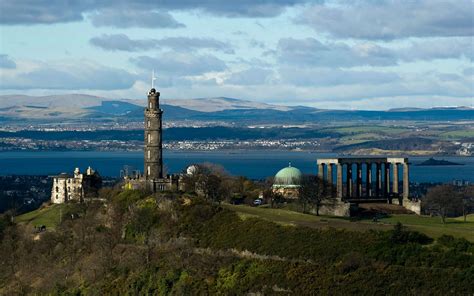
[1,189,473,295]
[224,204,474,242]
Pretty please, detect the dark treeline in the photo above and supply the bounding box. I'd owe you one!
[1,190,473,294]
[0,127,335,141]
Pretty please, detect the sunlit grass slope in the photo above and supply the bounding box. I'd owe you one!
[224,204,474,241]
[15,204,69,229]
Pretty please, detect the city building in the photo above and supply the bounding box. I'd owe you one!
[51,167,102,204]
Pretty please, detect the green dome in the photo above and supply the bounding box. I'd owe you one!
[273,164,302,188]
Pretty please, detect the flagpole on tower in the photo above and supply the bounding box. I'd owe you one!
[151,69,157,89]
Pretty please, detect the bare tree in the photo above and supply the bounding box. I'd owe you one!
[423,185,463,224]
[461,185,474,222]
[298,174,331,216]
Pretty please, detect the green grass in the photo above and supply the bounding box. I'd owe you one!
[223,204,474,241]
[340,133,384,144]
[378,214,474,241]
[223,204,393,232]
[455,214,474,222]
[15,204,68,229]
[326,125,409,135]
[439,130,474,139]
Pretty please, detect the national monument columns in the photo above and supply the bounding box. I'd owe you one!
[317,157,410,203]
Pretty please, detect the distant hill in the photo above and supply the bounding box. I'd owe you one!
[86,101,142,116]
[163,97,292,112]
[334,137,438,151]
[416,158,463,166]
[0,94,473,123]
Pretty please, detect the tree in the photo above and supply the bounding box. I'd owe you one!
[423,185,463,224]
[188,162,236,204]
[461,185,474,222]
[298,174,332,216]
[260,177,283,208]
[181,173,200,194]
[204,174,223,203]
[270,191,285,208]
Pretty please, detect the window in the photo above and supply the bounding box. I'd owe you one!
[147,120,151,128]
[56,186,59,192]
[148,150,151,159]
[148,133,151,144]
[149,102,153,109]
[147,166,151,175]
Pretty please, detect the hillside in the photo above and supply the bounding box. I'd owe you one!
[1,190,473,294]
[1,94,473,123]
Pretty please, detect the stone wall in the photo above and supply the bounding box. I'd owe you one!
[309,200,352,217]
[51,178,67,204]
[403,199,421,215]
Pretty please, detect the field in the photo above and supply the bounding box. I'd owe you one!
[379,214,474,241]
[223,204,474,241]
[439,129,474,139]
[15,203,68,229]
[324,125,410,135]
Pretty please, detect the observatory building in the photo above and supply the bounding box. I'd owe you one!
[272,164,302,199]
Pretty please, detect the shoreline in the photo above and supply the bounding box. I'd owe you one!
[0,148,472,157]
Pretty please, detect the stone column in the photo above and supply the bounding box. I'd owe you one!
[327,164,333,185]
[384,163,390,197]
[318,163,324,180]
[366,163,372,197]
[403,162,409,199]
[336,163,343,199]
[376,162,382,197]
[346,164,353,197]
[392,162,399,194]
[356,163,362,197]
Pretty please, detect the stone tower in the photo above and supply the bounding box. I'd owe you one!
[144,88,163,181]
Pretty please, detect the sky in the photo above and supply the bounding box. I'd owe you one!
[0,0,473,110]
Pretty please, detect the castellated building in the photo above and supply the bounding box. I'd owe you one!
[124,88,180,192]
[51,167,102,204]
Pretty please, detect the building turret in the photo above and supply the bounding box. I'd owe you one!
[144,88,164,181]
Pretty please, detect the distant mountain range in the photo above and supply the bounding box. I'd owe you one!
[0,94,473,123]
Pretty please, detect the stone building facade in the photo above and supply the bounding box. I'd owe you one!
[51,167,102,204]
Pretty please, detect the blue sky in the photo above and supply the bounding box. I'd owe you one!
[0,0,472,109]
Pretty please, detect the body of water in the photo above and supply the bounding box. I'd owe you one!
[0,150,473,183]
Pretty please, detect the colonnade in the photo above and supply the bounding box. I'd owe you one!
[317,158,409,200]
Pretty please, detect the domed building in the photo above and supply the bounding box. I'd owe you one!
[272,163,302,199]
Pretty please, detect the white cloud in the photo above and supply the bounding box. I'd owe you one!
[225,68,274,85]
[0,59,137,90]
[0,54,16,69]
[276,37,473,68]
[90,34,234,54]
[131,52,227,76]
[89,9,184,28]
[300,0,474,40]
